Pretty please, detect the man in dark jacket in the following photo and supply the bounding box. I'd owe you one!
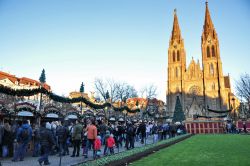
[138,121,146,144]
[38,122,55,166]
[126,122,135,150]
[71,120,83,157]
[56,122,69,156]
[12,120,32,162]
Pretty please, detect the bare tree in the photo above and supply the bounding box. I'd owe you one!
[94,78,118,102]
[116,83,138,102]
[107,79,118,102]
[94,78,138,103]
[94,78,107,101]
[236,73,250,113]
[140,84,157,99]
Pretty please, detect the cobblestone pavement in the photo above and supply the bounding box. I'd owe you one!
[0,136,155,166]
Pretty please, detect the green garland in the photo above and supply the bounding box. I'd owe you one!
[207,108,232,113]
[0,85,139,113]
[196,114,227,118]
[15,107,40,116]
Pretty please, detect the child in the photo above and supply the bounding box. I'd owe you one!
[107,134,115,155]
[94,136,102,159]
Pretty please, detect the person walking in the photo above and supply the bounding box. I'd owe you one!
[94,136,101,159]
[243,122,247,133]
[38,122,55,166]
[86,119,97,158]
[107,134,115,154]
[71,120,83,157]
[126,122,135,150]
[0,120,4,158]
[12,120,32,162]
[32,124,40,157]
[2,122,13,158]
[138,121,146,144]
[56,122,68,156]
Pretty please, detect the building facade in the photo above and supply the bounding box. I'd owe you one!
[167,3,234,119]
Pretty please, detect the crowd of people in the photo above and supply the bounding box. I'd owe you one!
[225,121,248,134]
[0,118,186,165]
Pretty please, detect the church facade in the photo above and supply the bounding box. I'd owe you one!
[167,3,234,119]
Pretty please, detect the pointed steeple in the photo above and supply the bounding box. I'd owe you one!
[203,1,216,39]
[171,9,182,42]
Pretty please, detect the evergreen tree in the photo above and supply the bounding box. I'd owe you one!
[105,90,110,100]
[80,82,84,93]
[39,69,46,84]
[172,96,185,122]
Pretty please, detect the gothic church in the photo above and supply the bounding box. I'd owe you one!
[167,2,233,119]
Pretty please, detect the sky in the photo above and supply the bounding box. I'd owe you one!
[0,0,249,101]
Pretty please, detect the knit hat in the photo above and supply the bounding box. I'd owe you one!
[97,136,101,140]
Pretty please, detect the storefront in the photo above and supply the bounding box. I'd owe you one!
[42,105,63,122]
[96,109,105,121]
[14,102,38,124]
[65,111,81,120]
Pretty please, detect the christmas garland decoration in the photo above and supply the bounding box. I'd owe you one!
[207,108,232,113]
[15,106,40,116]
[196,114,227,118]
[0,85,140,113]
[0,106,12,115]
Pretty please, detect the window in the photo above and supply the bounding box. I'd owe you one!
[175,67,178,78]
[177,50,180,61]
[173,51,176,62]
[207,46,210,58]
[210,63,214,75]
[212,45,216,57]
[212,83,215,90]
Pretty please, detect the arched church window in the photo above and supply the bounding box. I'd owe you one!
[177,50,180,61]
[210,63,214,76]
[212,83,215,90]
[173,51,176,62]
[212,45,216,57]
[207,46,210,58]
[175,67,178,78]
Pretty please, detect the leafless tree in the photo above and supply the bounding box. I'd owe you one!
[235,73,250,113]
[94,78,138,103]
[140,84,157,99]
[116,83,138,102]
[94,78,108,101]
[94,78,119,102]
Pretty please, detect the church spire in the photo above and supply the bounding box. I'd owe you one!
[171,9,182,42]
[203,1,216,39]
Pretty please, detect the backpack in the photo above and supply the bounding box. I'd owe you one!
[21,128,29,140]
